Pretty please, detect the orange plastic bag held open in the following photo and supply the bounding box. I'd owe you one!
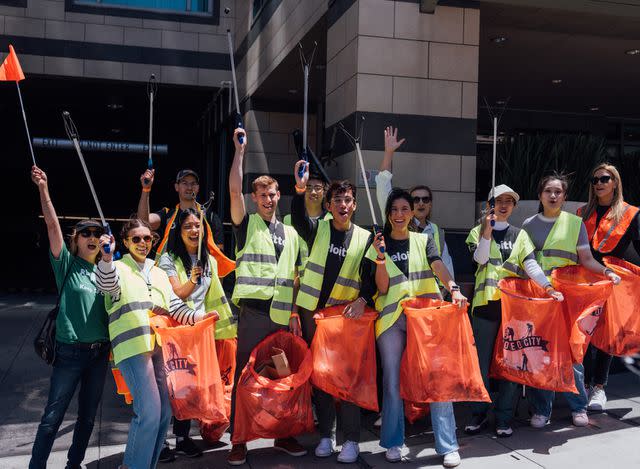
[404,401,430,424]
[592,257,640,356]
[400,298,489,403]
[551,265,612,363]
[151,315,227,425]
[232,330,314,444]
[310,304,379,411]
[490,279,576,393]
[199,338,237,443]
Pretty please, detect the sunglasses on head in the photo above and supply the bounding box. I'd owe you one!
[78,228,104,238]
[128,235,153,244]
[413,196,431,204]
[591,175,612,185]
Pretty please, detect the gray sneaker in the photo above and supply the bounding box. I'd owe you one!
[587,386,607,412]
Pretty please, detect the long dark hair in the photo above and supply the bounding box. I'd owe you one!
[537,173,569,213]
[167,208,209,275]
[383,188,416,237]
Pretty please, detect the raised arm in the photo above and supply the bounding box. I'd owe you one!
[31,166,64,259]
[292,159,317,243]
[229,128,248,226]
[136,168,161,230]
[375,126,404,219]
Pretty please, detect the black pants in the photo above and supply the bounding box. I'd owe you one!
[300,308,361,443]
[173,418,191,438]
[583,343,613,387]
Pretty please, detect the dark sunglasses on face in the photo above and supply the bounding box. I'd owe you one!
[128,235,153,244]
[79,229,104,238]
[591,175,612,185]
[413,196,432,204]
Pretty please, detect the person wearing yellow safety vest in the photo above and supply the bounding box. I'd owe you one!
[464,184,563,439]
[226,128,305,466]
[157,207,238,461]
[29,167,110,469]
[291,159,377,464]
[369,188,466,467]
[578,163,640,412]
[96,218,217,469]
[523,174,620,430]
[375,126,455,283]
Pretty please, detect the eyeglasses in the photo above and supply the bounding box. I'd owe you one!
[331,197,354,205]
[306,184,325,193]
[591,175,612,185]
[78,229,104,238]
[128,235,153,244]
[412,196,432,204]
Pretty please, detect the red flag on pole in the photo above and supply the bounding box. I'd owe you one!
[0,45,25,81]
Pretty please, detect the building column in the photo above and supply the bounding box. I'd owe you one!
[325,0,479,230]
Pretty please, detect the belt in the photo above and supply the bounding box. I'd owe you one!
[73,341,110,350]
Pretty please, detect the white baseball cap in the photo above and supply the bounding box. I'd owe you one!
[488,184,520,203]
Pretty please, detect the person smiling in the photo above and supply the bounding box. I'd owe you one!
[522,174,620,429]
[29,166,110,469]
[464,184,563,438]
[95,218,216,469]
[577,164,640,412]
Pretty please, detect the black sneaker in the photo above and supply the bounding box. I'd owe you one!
[159,445,176,463]
[175,437,203,458]
[464,415,488,435]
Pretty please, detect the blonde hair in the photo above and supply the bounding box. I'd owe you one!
[251,175,278,193]
[582,163,625,224]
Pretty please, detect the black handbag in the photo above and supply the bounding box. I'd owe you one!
[34,263,74,365]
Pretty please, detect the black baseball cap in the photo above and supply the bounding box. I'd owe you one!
[74,219,104,232]
[176,169,199,183]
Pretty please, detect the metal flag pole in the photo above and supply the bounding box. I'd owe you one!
[297,41,318,179]
[62,111,112,253]
[338,116,384,253]
[16,82,36,166]
[226,29,244,144]
[144,74,158,185]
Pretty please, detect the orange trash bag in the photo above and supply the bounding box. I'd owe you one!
[232,330,314,444]
[200,338,237,443]
[310,304,379,411]
[404,401,430,424]
[592,257,640,356]
[151,315,228,425]
[490,278,576,393]
[551,265,613,363]
[400,298,489,403]
[109,351,132,404]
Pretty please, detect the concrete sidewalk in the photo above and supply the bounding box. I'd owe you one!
[2,294,640,468]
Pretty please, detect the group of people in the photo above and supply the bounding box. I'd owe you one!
[27,124,638,469]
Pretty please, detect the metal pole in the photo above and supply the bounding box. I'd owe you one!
[226,30,244,143]
[303,64,309,153]
[354,141,378,227]
[490,116,497,227]
[16,82,36,166]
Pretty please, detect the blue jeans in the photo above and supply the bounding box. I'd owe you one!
[30,341,109,469]
[118,346,172,469]
[377,316,459,455]
[528,363,588,418]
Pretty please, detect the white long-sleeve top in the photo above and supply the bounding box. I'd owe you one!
[96,258,203,325]
[375,169,455,279]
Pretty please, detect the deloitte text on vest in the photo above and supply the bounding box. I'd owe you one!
[329,243,347,257]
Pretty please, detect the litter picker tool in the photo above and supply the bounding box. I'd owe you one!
[62,111,112,254]
[144,74,158,185]
[292,129,331,184]
[297,41,318,180]
[226,29,244,144]
[195,192,215,285]
[338,116,384,253]
[483,97,510,227]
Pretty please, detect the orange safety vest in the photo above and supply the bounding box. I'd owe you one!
[155,204,235,278]
[577,202,640,254]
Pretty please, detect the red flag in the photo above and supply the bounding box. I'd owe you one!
[0,45,25,81]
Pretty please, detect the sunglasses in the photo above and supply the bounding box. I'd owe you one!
[78,229,104,238]
[413,196,432,204]
[128,235,153,244]
[591,175,612,185]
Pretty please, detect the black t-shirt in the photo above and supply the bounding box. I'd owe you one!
[156,205,225,246]
[590,205,640,264]
[384,235,441,278]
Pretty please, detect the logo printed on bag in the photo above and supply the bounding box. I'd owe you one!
[501,320,550,373]
[578,306,602,336]
[164,343,197,375]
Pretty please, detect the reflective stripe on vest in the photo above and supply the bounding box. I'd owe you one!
[105,254,172,365]
[296,220,370,311]
[466,224,536,311]
[231,214,299,325]
[168,253,237,339]
[578,202,640,254]
[284,212,332,281]
[373,232,441,337]
[536,211,581,278]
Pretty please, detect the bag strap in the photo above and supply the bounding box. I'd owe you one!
[51,259,77,320]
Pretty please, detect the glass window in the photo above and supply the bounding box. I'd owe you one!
[75,0,212,14]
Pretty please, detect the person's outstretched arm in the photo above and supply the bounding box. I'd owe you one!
[136,169,161,230]
[375,126,405,220]
[229,128,248,226]
[31,166,64,259]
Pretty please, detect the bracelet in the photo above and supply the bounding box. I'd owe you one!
[375,256,386,265]
[142,187,151,193]
[603,268,614,276]
[295,185,306,194]
[189,277,197,285]
[450,285,460,292]
[544,284,554,292]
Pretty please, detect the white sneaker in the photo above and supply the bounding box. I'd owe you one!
[385,446,402,463]
[530,414,550,428]
[337,440,359,463]
[572,411,589,427]
[443,450,461,467]
[314,438,334,458]
[374,414,382,427]
[588,386,607,412]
